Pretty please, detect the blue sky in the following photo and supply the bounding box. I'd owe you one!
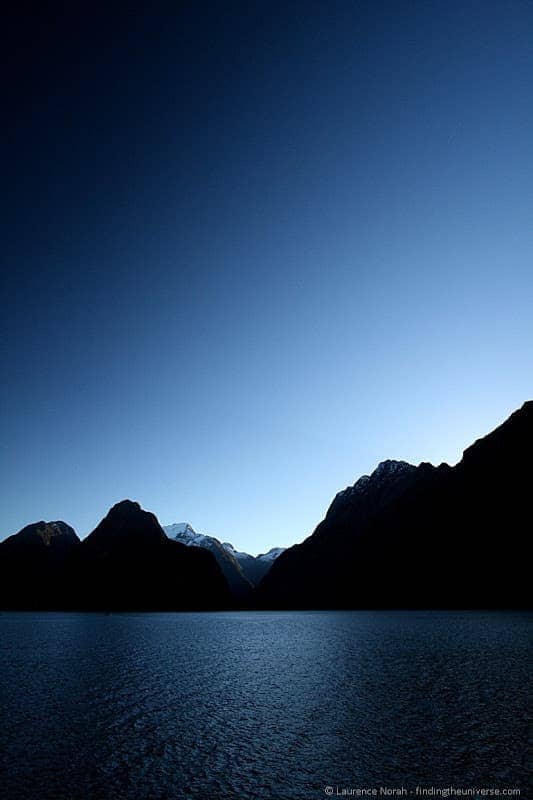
[2,2,532,552]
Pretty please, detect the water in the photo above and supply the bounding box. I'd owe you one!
[0,611,530,800]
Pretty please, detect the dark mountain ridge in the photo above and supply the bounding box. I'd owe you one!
[255,402,532,609]
[1,501,231,611]
[1,403,531,610]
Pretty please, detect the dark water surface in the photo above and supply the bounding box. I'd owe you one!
[0,611,530,800]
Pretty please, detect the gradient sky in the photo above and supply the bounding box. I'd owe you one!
[2,2,532,553]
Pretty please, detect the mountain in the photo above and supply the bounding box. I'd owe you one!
[72,501,232,610]
[3,402,530,611]
[256,402,532,609]
[0,502,232,611]
[163,523,284,594]
[163,523,253,598]
[222,542,286,586]
[0,521,80,609]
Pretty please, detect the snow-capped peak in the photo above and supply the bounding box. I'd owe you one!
[163,522,212,549]
[257,547,285,562]
[164,522,197,537]
[163,523,285,585]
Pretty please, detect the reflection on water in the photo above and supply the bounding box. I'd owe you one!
[0,611,530,799]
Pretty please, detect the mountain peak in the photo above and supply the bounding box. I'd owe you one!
[33,521,78,546]
[327,459,417,520]
[162,523,256,596]
[374,459,413,476]
[338,459,415,498]
[2,520,79,550]
[108,500,142,516]
[162,524,285,590]
[257,547,286,561]
[84,500,166,551]
[164,522,197,537]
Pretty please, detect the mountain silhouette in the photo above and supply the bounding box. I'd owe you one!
[1,403,531,610]
[0,501,232,611]
[72,500,232,610]
[0,521,79,609]
[255,402,532,609]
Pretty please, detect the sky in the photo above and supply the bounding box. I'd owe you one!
[2,2,532,553]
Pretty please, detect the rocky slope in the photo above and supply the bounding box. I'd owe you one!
[255,402,532,609]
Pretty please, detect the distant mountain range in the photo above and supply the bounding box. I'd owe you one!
[1,402,531,610]
[222,542,286,586]
[163,523,285,597]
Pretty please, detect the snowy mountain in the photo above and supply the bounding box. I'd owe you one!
[222,543,286,586]
[163,523,252,597]
[258,547,285,562]
[164,523,212,549]
[163,524,284,592]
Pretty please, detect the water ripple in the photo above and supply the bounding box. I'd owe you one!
[0,611,530,799]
